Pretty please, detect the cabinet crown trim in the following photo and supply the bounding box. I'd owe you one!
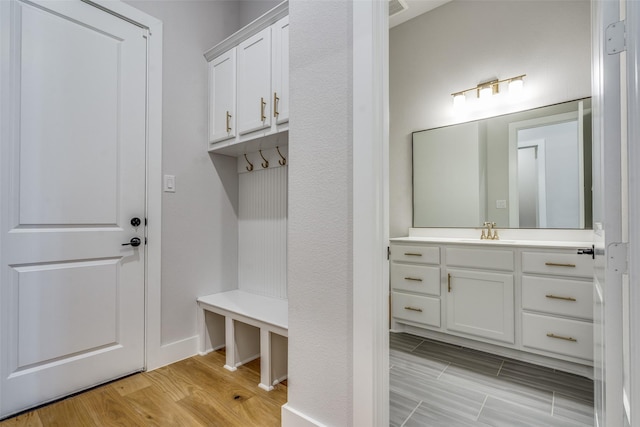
[204,1,288,62]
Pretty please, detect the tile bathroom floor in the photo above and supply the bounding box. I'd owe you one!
[390,332,594,426]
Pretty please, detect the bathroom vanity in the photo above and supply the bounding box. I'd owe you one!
[390,230,594,377]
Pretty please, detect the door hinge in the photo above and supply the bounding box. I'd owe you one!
[606,20,626,55]
[607,242,628,274]
[387,246,390,261]
[145,237,148,245]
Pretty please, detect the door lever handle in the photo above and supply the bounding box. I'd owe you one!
[122,237,142,247]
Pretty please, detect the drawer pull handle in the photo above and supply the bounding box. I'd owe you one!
[545,262,576,268]
[404,277,423,282]
[545,294,577,302]
[546,333,577,342]
[448,273,452,293]
[404,306,423,312]
[404,252,422,257]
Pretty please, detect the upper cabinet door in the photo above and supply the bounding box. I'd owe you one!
[209,49,236,143]
[237,27,272,135]
[272,16,289,125]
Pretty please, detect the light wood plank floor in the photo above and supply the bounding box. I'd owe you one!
[391,332,595,426]
[0,349,287,427]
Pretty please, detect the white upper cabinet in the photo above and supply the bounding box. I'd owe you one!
[271,15,289,125]
[237,27,272,135]
[209,49,236,143]
[204,3,289,155]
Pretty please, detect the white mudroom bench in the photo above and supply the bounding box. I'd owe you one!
[197,290,288,391]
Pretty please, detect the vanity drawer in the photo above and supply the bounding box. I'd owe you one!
[522,276,592,320]
[522,251,592,278]
[392,291,440,328]
[446,247,514,271]
[391,244,440,264]
[391,264,440,296]
[522,313,593,361]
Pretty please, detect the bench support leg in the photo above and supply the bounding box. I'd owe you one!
[258,329,274,391]
[197,305,208,355]
[224,317,237,372]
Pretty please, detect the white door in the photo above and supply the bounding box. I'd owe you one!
[237,27,271,135]
[592,1,625,426]
[209,48,236,143]
[0,0,147,417]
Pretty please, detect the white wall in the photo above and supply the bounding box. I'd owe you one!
[284,0,353,425]
[389,0,591,237]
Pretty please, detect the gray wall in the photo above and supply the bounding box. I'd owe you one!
[286,0,353,425]
[123,0,280,350]
[389,0,591,237]
[239,0,282,27]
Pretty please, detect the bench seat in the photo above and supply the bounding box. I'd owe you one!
[197,290,288,391]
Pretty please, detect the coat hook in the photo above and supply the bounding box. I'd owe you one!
[244,153,254,172]
[276,146,287,166]
[259,150,269,168]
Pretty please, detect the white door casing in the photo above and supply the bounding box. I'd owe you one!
[0,0,147,417]
[591,0,625,426]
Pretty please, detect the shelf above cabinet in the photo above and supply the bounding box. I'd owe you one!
[209,130,288,157]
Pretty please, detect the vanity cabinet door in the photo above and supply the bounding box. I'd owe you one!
[209,49,236,143]
[446,269,515,343]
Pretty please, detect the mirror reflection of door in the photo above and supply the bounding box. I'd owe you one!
[509,106,585,228]
[517,141,545,227]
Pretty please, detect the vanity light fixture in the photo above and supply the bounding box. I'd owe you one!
[451,74,526,106]
[452,92,466,108]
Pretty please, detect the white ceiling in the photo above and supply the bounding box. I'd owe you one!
[389,0,451,28]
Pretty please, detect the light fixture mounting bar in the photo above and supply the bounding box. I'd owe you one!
[451,74,526,98]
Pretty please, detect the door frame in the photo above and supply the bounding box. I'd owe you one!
[352,1,389,426]
[78,1,164,370]
[625,0,640,423]
[353,0,638,425]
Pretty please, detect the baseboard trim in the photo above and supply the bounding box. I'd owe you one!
[281,404,326,427]
[148,335,199,370]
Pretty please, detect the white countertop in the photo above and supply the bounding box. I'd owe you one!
[390,236,592,249]
[390,228,593,249]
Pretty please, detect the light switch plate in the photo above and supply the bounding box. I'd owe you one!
[164,175,176,193]
[496,199,507,209]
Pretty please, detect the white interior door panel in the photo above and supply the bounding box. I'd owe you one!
[0,0,147,417]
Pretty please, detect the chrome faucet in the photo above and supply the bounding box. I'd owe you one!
[481,221,499,240]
